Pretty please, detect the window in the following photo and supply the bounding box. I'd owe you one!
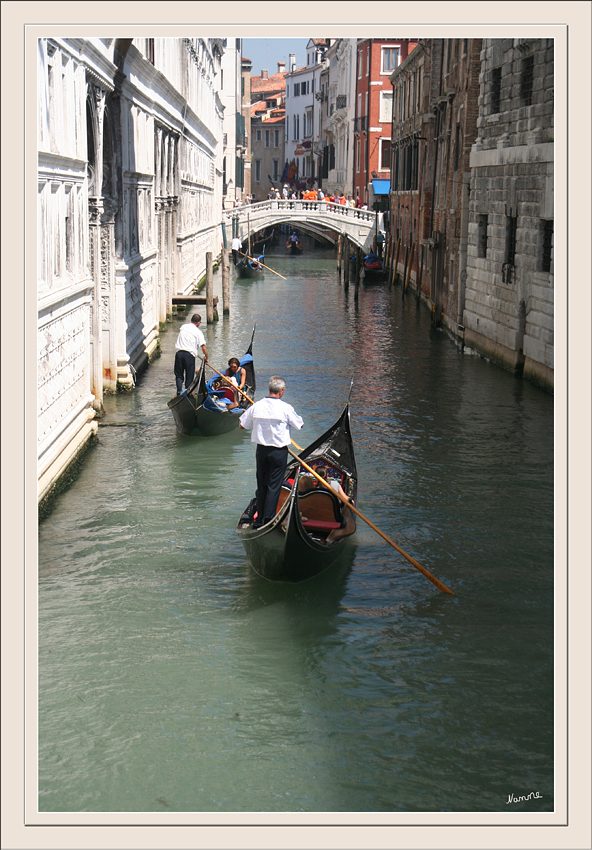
[540,219,553,272]
[491,67,502,114]
[382,46,400,74]
[379,138,391,170]
[521,55,534,106]
[357,50,362,79]
[254,159,261,182]
[454,123,461,171]
[477,214,488,258]
[255,129,261,142]
[503,215,518,282]
[272,160,279,182]
[294,83,300,97]
[265,130,270,148]
[356,138,360,173]
[380,91,393,123]
[274,129,280,147]
[146,38,154,64]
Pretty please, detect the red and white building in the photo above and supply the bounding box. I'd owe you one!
[353,38,419,207]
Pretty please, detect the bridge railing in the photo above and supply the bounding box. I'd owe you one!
[223,198,377,226]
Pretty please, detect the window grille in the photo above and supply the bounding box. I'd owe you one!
[477,214,488,258]
[491,67,502,114]
[541,220,553,272]
[520,56,534,106]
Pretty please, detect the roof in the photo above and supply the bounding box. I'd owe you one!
[250,72,286,94]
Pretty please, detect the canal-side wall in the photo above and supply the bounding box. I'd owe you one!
[37,37,226,502]
[464,38,554,391]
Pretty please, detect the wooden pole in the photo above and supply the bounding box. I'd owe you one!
[222,248,230,314]
[206,252,214,323]
[344,238,350,285]
[392,237,401,287]
[287,447,456,596]
[404,242,415,292]
[337,235,343,277]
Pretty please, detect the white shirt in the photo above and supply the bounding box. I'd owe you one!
[239,397,303,447]
[231,237,241,251]
[175,322,206,357]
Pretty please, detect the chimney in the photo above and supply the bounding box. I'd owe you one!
[261,69,268,79]
[289,53,296,72]
[277,61,286,73]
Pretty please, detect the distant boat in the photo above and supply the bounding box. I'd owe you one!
[286,237,303,255]
[236,252,265,278]
[363,252,385,280]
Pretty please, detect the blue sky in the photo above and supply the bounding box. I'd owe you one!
[243,38,309,77]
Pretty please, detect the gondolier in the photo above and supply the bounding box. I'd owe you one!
[231,235,241,265]
[239,376,304,528]
[174,314,209,395]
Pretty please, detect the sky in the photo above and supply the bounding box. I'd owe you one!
[243,38,309,77]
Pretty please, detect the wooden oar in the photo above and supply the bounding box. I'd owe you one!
[287,446,456,596]
[239,251,287,280]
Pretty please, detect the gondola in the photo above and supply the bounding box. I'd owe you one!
[286,237,303,255]
[236,251,265,279]
[236,402,358,582]
[362,252,385,280]
[167,328,256,436]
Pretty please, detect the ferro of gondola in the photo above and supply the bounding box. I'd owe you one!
[286,446,456,596]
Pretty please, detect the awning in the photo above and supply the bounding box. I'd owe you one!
[371,179,390,195]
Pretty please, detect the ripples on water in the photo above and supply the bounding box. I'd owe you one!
[38,248,554,813]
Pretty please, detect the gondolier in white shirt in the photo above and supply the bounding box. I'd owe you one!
[174,313,209,395]
[231,235,242,265]
[239,376,304,528]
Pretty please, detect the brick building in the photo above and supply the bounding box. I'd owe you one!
[354,38,418,207]
[465,38,554,390]
[389,38,482,334]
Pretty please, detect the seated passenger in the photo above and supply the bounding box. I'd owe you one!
[312,465,353,503]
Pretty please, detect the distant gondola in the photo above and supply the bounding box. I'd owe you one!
[286,236,303,255]
[362,252,385,280]
[236,403,357,582]
[236,252,264,278]
[167,328,256,437]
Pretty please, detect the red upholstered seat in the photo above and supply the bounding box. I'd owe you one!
[301,519,341,531]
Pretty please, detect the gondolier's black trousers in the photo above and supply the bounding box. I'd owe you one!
[174,350,196,394]
[255,444,288,526]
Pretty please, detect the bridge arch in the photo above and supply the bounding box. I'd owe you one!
[224,199,384,252]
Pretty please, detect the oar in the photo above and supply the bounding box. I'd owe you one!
[239,251,287,280]
[286,446,456,596]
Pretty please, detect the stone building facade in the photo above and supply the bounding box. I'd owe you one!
[319,38,357,198]
[465,38,554,390]
[38,37,225,504]
[249,65,287,201]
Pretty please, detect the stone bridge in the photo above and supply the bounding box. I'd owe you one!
[223,199,384,252]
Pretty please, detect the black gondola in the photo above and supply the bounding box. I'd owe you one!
[362,252,385,280]
[167,329,256,437]
[236,251,265,279]
[286,237,303,255]
[236,403,357,582]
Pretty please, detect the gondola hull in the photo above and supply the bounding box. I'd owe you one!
[237,404,357,582]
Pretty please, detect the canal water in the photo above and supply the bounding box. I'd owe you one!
[38,245,555,814]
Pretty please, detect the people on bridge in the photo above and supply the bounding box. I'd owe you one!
[231,235,242,265]
[239,376,304,528]
[174,314,209,395]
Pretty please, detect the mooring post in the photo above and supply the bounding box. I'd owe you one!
[337,235,342,278]
[344,238,350,286]
[355,247,361,286]
[206,252,215,323]
[222,248,230,315]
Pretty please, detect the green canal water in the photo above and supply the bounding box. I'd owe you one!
[38,248,555,813]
